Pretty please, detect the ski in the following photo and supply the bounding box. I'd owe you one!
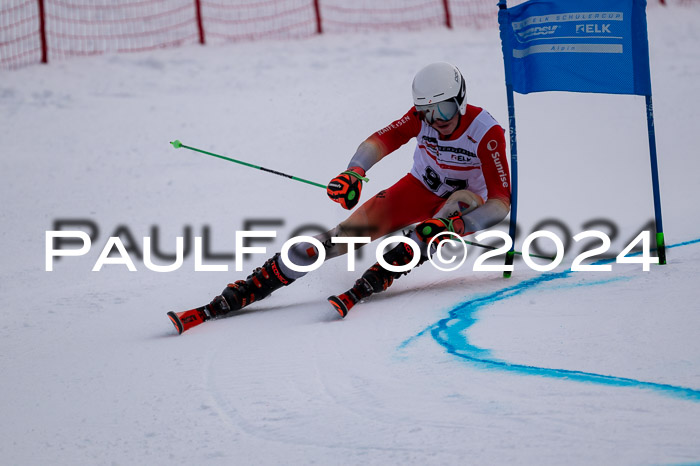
[327,292,358,318]
[327,279,374,318]
[167,305,209,335]
[170,279,368,333]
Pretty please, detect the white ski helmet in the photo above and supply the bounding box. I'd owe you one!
[412,62,467,120]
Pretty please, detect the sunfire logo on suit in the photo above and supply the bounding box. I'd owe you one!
[491,151,509,188]
[486,140,498,151]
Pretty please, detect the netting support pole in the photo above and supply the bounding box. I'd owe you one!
[37,0,48,63]
[313,0,323,34]
[194,0,205,44]
[442,0,453,29]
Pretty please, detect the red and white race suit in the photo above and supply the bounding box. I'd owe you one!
[339,104,511,238]
[281,104,512,274]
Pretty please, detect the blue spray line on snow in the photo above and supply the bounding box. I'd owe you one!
[400,237,700,401]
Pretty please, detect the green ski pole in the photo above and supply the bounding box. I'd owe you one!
[170,140,553,261]
[170,139,326,189]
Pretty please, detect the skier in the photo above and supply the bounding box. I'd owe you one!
[168,62,511,334]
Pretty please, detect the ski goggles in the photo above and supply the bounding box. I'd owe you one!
[415,99,459,124]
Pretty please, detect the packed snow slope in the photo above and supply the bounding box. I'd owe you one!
[1,4,699,465]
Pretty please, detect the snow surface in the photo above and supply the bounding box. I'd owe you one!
[2,4,700,465]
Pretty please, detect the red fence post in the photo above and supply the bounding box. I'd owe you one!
[37,0,48,63]
[194,0,206,44]
[313,0,323,34]
[442,0,452,29]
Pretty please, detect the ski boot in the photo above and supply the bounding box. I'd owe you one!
[216,253,295,314]
[167,254,294,334]
[166,295,232,335]
[328,278,374,318]
[328,240,425,317]
[167,305,210,335]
